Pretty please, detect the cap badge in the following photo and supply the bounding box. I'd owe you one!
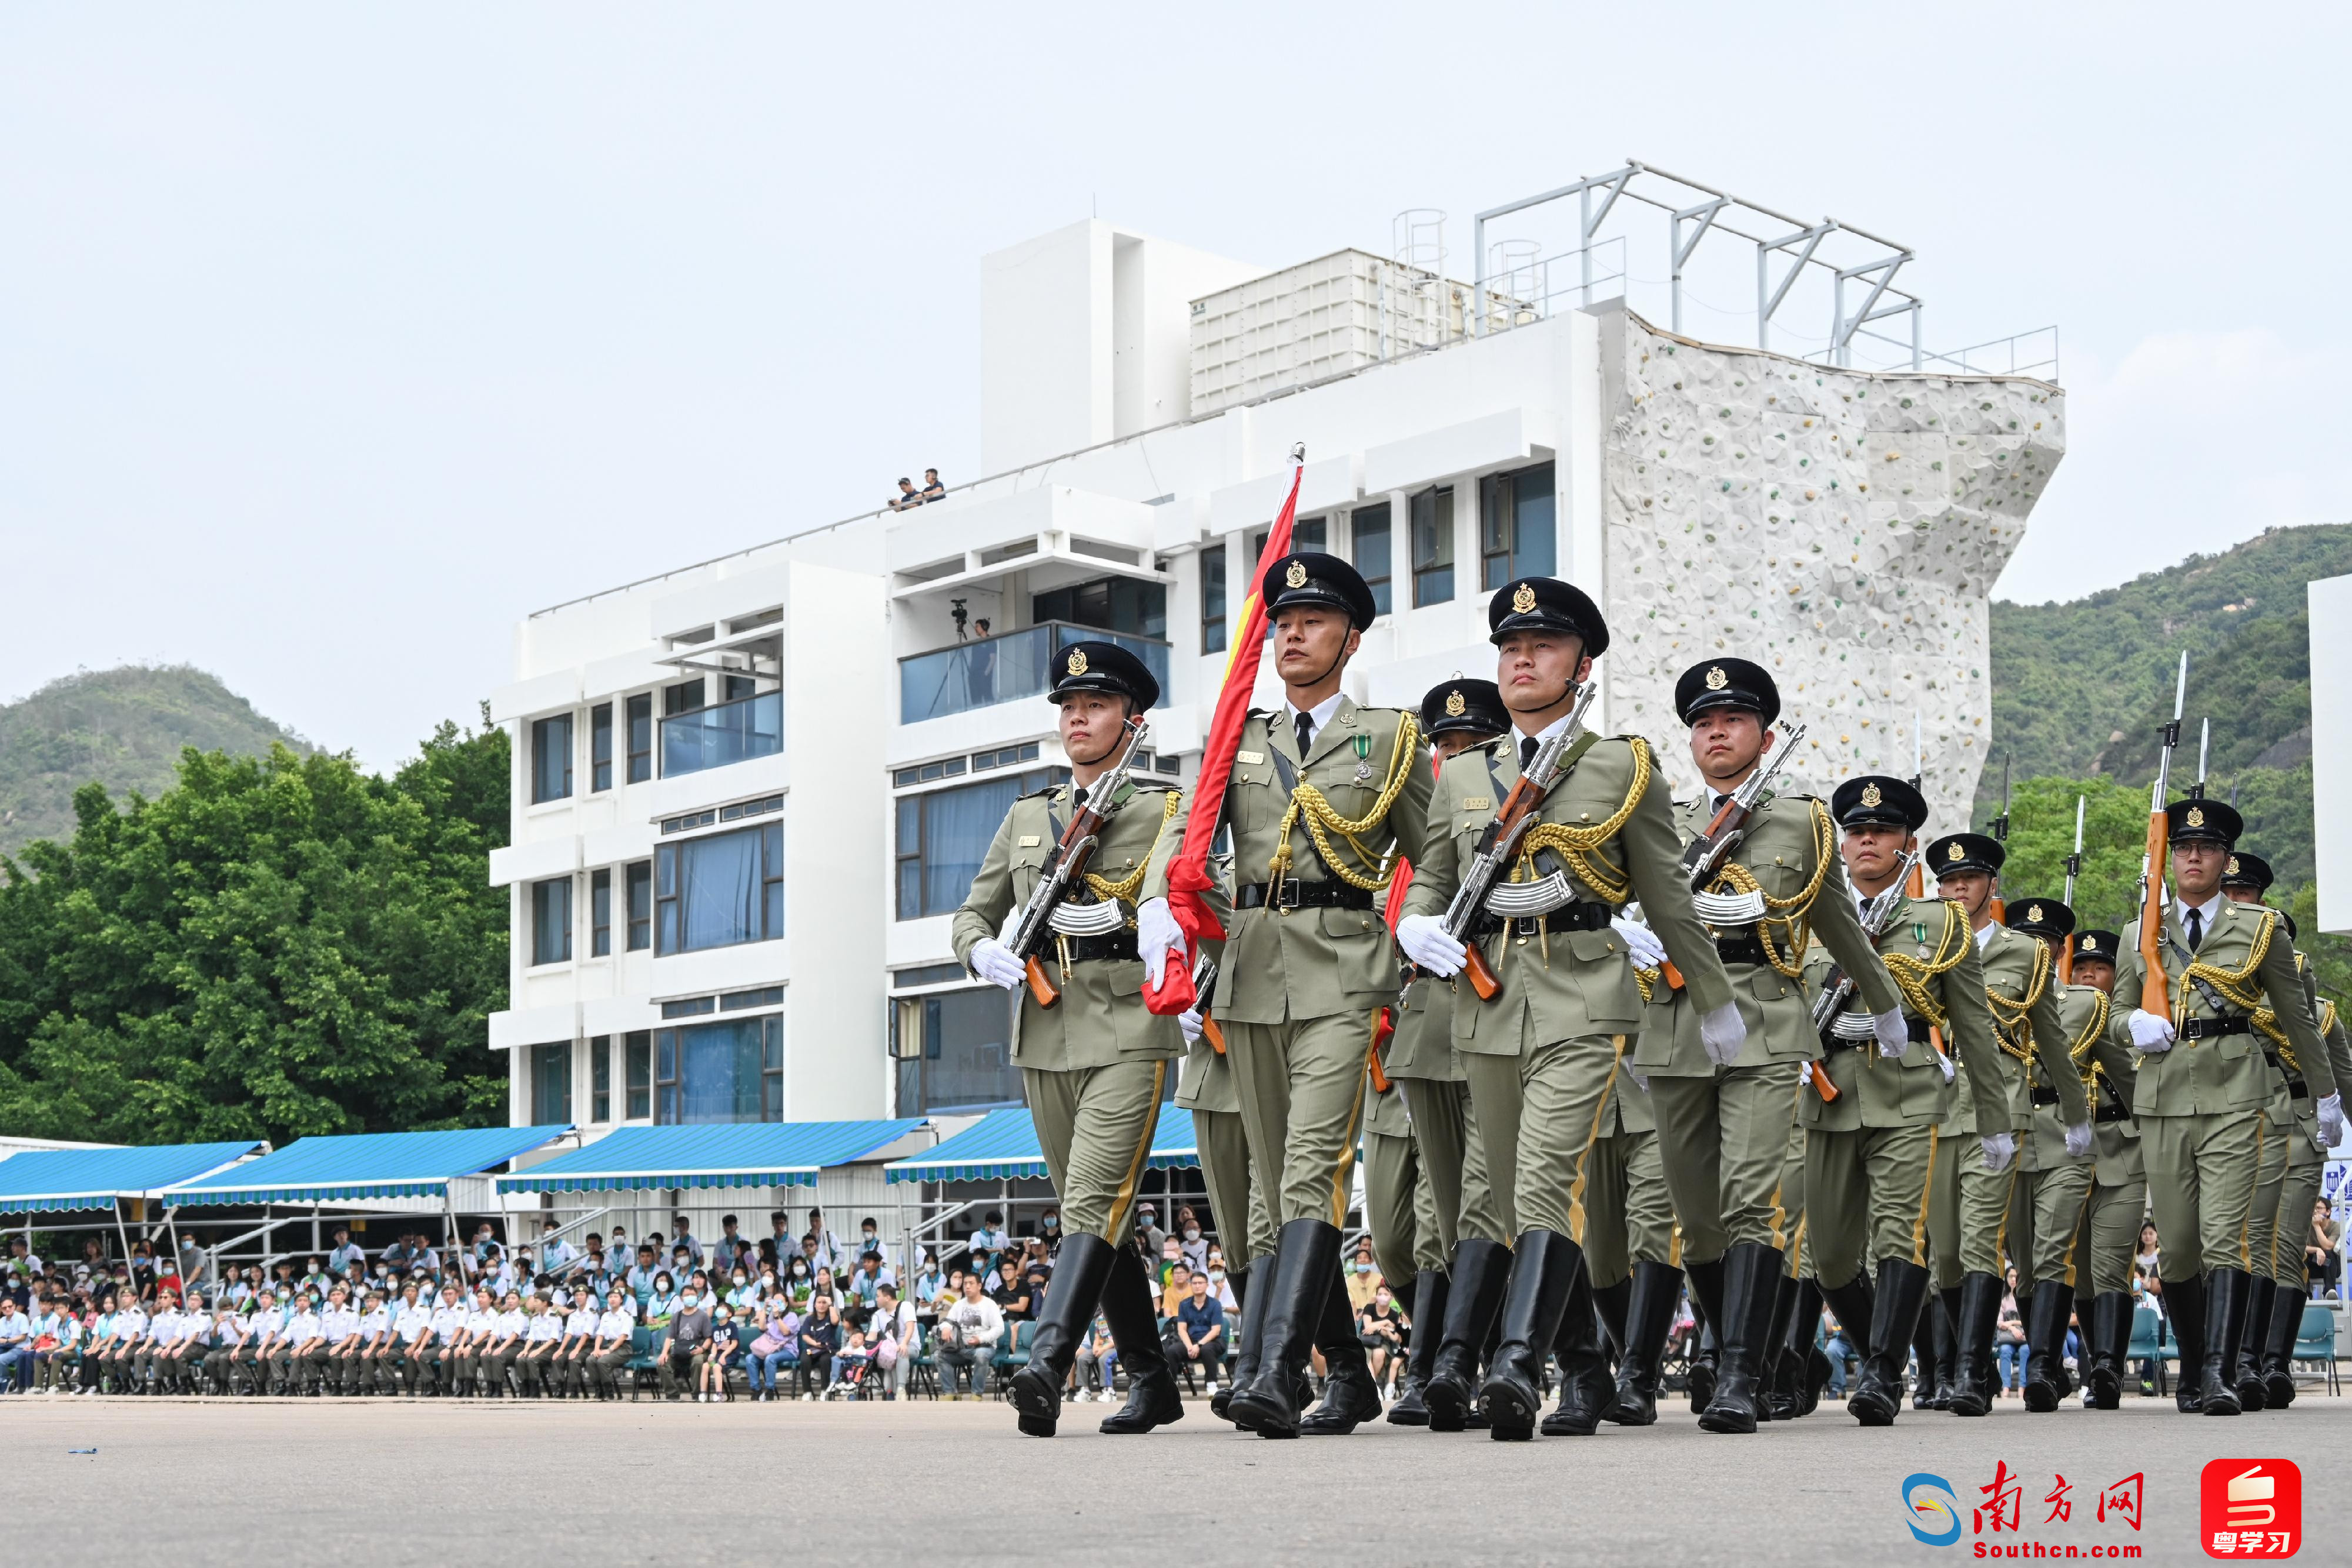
[1860,783,1882,808]
[1284,560,1308,589]
[2027,904,2043,923]
[2227,855,2240,875]
[1705,666,1729,691]
[1444,690,1466,717]
[2186,805,2205,828]
[2080,937,2099,952]
[1066,650,1088,677]
[1511,582,1537,615]
[1947,841,1965,862]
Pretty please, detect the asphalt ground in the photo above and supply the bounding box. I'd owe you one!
[5,1389,2343,1565]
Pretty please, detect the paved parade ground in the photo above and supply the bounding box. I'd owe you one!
[7,1395,2344,1564]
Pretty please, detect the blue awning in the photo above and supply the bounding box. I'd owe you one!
[884,1106,1198,1184]
[0,1142,266,1213]
[165,1125,569,1206]
[497,1120,927,1195]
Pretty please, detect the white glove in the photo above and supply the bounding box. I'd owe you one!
[1872,1008,1910,1060]
[2319,1093,2343,1149]
[1936,1049,1955,1084]
[1625,1064,1649,1092]
[1610,914,1668,971]
[1397,914,1466,977]
[1178,1009,1203,1046]
[1135,897,1185,988]
[1699,1001,1747,1068]
[2127,1009,2176,1054]
[1980,1132,2016,1174]
[968,937,1025,992]
[2064,1121,2093,1159]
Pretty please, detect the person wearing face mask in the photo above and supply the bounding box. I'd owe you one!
[1037,1208,1064,1259]
[1174,1207,1210,1275]
[659,1286,713,1400]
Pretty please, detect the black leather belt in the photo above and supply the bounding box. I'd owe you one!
[1236,880,1377,912]
[2094,1104,2132,1124]
[1714,932,1769,967]
[1469,901,1613,940]
[2030,1086,2061,1106]
[2179,1015,2251,1041]
[2290,1081,2310,1101]
[1056,930,1138,964]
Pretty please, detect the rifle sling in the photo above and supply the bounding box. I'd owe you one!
[1477,731,1602,885]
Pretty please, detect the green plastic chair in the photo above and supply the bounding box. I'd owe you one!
[2125,1303,2170,1396]
[2290,1301,2341,1396]
[626,1326,662,1402]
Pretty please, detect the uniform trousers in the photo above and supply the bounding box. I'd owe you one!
[2006,1163,2094,1295]
[1457,1032,1626,1241]
[1650,1061,1805,1263]
[2243,1108,2293,1285]
[1023,1058,1168,1243]
[1362,1108,1421,1295]
[1926,1138,2019,1285]
[2143,1109,2265,1281]
[1191,1104,1266,1270]
[1226,1012,1377,1231]
[1581,1127,1674,1290]
[1775,1112,1811,1279]
[2069,1175,2150,1298]
[1803,1124,1940,1292]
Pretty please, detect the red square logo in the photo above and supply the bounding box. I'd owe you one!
[2200,1459,2301,1558]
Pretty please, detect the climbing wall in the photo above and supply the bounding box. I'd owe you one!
[1599,309,2064,835]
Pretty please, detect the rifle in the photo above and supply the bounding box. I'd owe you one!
[1659,720,1809,991]
[1404,681,1600,1005]
[1005,716,1152,1009]
[1187,954,1227,1055]
[1806,847,1926,1103]
[2060,794,2084,984]
[1987,754,2011,924]
[2135,654,2189,1017]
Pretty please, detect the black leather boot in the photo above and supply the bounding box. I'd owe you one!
[1926,1285,1962,1409]
[1477,1231,1581,1440]
[1700,1242,1783,1433]
[1605,1259,1681,1426]
[1387,1268,1446,1426]
[2021,1285,2073,1413]
[1007,1233,1115,1436]
[1095,1246,1184,1435]
[1847,1259,1930,1426]
[1684,1257,1725,1411]
[1211,1263,1254,1421]
[2233,1275,2272,1411]
[1757,1271,1798,1422]
[2200,1267,2249,1416]
[1540,1259,1616,1437]
[2260,1281,2302,1408]
[1299,1252,1382,1436]
[1593,1276,1631,1365]
[1227,1219,1339,1439]
[2167,1273,2206,1412]
[1780,1276,1828,1418]
[1945,1272,2003,1417]
[1422,1238,1509,1433]
[2086,1291,2129,1409]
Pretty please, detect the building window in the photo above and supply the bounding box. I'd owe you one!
[1480,462,1557,590]
[624,1031,651,1119]
[654,822,784,955]
[893,987,1021,1113]
[589,703,613,792]
[530,876,572,966]
[530,1042,572,1124]
[626,694,653,784]
[1411,487,1455,607]
[664,679,705,717]
[1252,516,1325,567]
[1201,543,1227,656]
[530,714,573,804]
[590,868,612,957]
[1351,505,1392,617]
[654,1014,783,1124]
[590,1035,612,1123]
[895,768,1060,920]
[1031,576,1167,640]
[626,861,652,951]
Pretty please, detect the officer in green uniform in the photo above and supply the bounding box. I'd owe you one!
[2264,935,2349,1404]
[1629,657,1909,1433]
[1761,1103,1826,1419]
[2107,797,2329,1415]
[1800,776,2013,1427]
[2053,928,2144,1409]
[952,640,1191,1439]
[1579,1052,1675,1425]
[1923,833,2090,1418]
[1382,678,1511,1427]
[1219,553,1437,1440]
[2000,898,2133,1411]
[1398,576,1742,1440]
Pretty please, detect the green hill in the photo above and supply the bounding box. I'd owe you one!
[0,666,315,861]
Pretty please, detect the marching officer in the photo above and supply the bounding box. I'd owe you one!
[1631,657,1910,1433]
[1397,576,1742,1440]
[954,640,1192,1439]
[1579,1051,1675,1426]
[2053,927,2145,1409]
[2107,797,2328,1415]
[1924,833,2089,1418]
[1217,553,1437,1440]
[1800,776,2013,1426]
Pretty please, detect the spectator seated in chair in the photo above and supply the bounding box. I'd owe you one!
[934,1272,1004,1400]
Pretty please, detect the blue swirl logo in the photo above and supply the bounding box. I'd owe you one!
[1902,1473,1961,1547]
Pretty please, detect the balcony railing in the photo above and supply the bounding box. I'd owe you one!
[898,621,1170,724]
[661,690,783,778]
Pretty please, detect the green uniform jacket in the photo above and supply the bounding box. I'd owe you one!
[2023,984,2135,1172]
[1942,922,2088,1135]
[1634,790,1904,1076]
[1799,897,2010,1134]
[950,778,1188,1071]
[2106,901,2324,1118]
[2270,954,2348,1157]
[1209,700,1434,1026]
[1385,974,1464,1082]
[1402,733,1734,1053]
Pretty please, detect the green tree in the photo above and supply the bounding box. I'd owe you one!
[1980,773,2153,934]
[0,719,510,1145]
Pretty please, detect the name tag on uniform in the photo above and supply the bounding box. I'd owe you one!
[1236,750,1265,765]
[1017,835,1041,848]
[1462,796,1492,810]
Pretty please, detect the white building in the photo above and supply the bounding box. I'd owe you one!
[488,176,2066,1136]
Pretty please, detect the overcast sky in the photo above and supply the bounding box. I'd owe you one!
[5,4,2347,770]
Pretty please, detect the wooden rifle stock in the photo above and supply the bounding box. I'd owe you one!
[2057,934,2073,987]
[1023,955,1060,1009]
[2137,809,2171,1015]
[1812,1064,1840,1104]
[1367,1008,1393,1092]
[1660,958,1686,992]
[1461,940,1501,1001]
[1202,1014,1227,1055]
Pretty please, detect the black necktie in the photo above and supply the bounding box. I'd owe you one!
[2187,906,2204,952]
[1520,735,1538,773]
[1295,712,1314,757]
